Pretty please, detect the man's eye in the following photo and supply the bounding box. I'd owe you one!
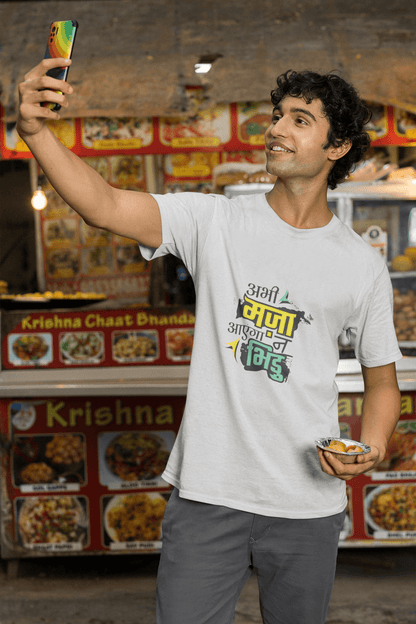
[296,118,307,125]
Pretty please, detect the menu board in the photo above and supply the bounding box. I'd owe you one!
[4,100,416,162]
[1,385,415,556]
[364,103,389,143]
[338,392,416,546]
[0,395,185,556]
[80,118,154,153]
[38,155,151,300]
[395,109,416,143]
[1,307,195,370]
[236,102,272,147]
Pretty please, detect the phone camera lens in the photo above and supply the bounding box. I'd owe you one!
[51,26,56,33]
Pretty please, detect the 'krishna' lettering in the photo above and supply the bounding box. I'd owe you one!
[226,283,313,384]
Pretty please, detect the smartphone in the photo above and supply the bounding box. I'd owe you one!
[42,19,78,111]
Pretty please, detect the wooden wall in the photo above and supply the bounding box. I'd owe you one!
[1,0,416,120]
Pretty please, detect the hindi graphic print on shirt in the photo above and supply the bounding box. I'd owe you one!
[227,283,313,383]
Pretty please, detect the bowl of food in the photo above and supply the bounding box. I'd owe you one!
[20,462,55,484]
[44,434,85,472]
[104,493,167,543]
[315,437,371,464]
[18,495,87,545]
[105,432,169,482]
[365,484,416,532]
[60,332,104,363]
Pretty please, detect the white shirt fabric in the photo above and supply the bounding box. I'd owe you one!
[140,191,402,518]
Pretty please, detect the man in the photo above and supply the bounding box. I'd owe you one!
[17,61,402,624]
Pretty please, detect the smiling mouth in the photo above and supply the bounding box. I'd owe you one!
[270,145,293,153]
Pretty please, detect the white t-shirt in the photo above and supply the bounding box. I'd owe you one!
[140,192,402,518]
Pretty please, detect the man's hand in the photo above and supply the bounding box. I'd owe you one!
[17,58,73,138]
[317,444,384,481]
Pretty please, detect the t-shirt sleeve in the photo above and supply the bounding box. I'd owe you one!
[138,192,216,276]
[344,264,402,367]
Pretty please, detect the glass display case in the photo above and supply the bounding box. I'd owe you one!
[223,180,416,547]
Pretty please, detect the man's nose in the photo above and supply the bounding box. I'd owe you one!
[270,116,288,137]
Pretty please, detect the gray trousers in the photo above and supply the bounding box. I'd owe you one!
[156,488,346,624]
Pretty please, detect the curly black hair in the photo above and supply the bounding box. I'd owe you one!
[270,70,372,189]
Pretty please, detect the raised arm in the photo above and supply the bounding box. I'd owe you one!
[17,57,162,248]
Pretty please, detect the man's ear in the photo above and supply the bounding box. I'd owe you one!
[328,140,352,162]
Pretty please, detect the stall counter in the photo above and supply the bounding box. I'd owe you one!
[0,308,415,563]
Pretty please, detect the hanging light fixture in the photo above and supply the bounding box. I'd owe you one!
[194,53,223,74]
[31,187,47,211]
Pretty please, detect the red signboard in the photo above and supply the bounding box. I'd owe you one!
[338,392,416,546]
[0,394,185,557]
[2,308,195,370]
[3,100,416,161]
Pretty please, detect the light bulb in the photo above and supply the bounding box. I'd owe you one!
[194,63,212,74]
[31,187,47,211]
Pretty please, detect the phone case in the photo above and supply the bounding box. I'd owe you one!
[42,20,78,111]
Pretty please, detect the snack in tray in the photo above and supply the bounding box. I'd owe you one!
[105,432,169,481]
[325,440,347,452]
[106,493,167,542]
[18,496,85,544]
[20,462,54,484]
[345,445,364,453]
[45,434,84,466]
[315,437,370,464]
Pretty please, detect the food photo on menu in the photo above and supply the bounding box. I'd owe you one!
[160,102,230,146]
[165,328,194,361]
[101,492,168,547]
[12,433,86,488]
[15,495,89,548]
[8,333,53,367]
[81,117,153,149]
[43,218,78,248]
[110,155,145,187]
[59,331,104,365]
[115,244,148,273]
[82,246,114,276]
[364,484,416,536]
[375,423,416,473]
[98,430,175,487]
[112,330,159,363]
[45,248,80,279]
[79,220,112,246]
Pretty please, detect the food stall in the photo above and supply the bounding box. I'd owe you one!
[0,304,194,571]
[1,94,416,574]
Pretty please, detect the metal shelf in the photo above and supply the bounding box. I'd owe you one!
[0,365,190,397]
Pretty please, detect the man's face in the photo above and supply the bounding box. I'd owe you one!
[264,95,334,184]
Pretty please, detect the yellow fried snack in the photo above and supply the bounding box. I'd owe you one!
[325,440,347,452]
[345,445,363,453]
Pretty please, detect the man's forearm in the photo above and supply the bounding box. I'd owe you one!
[22,125,116,229]
[360,382,401,460]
